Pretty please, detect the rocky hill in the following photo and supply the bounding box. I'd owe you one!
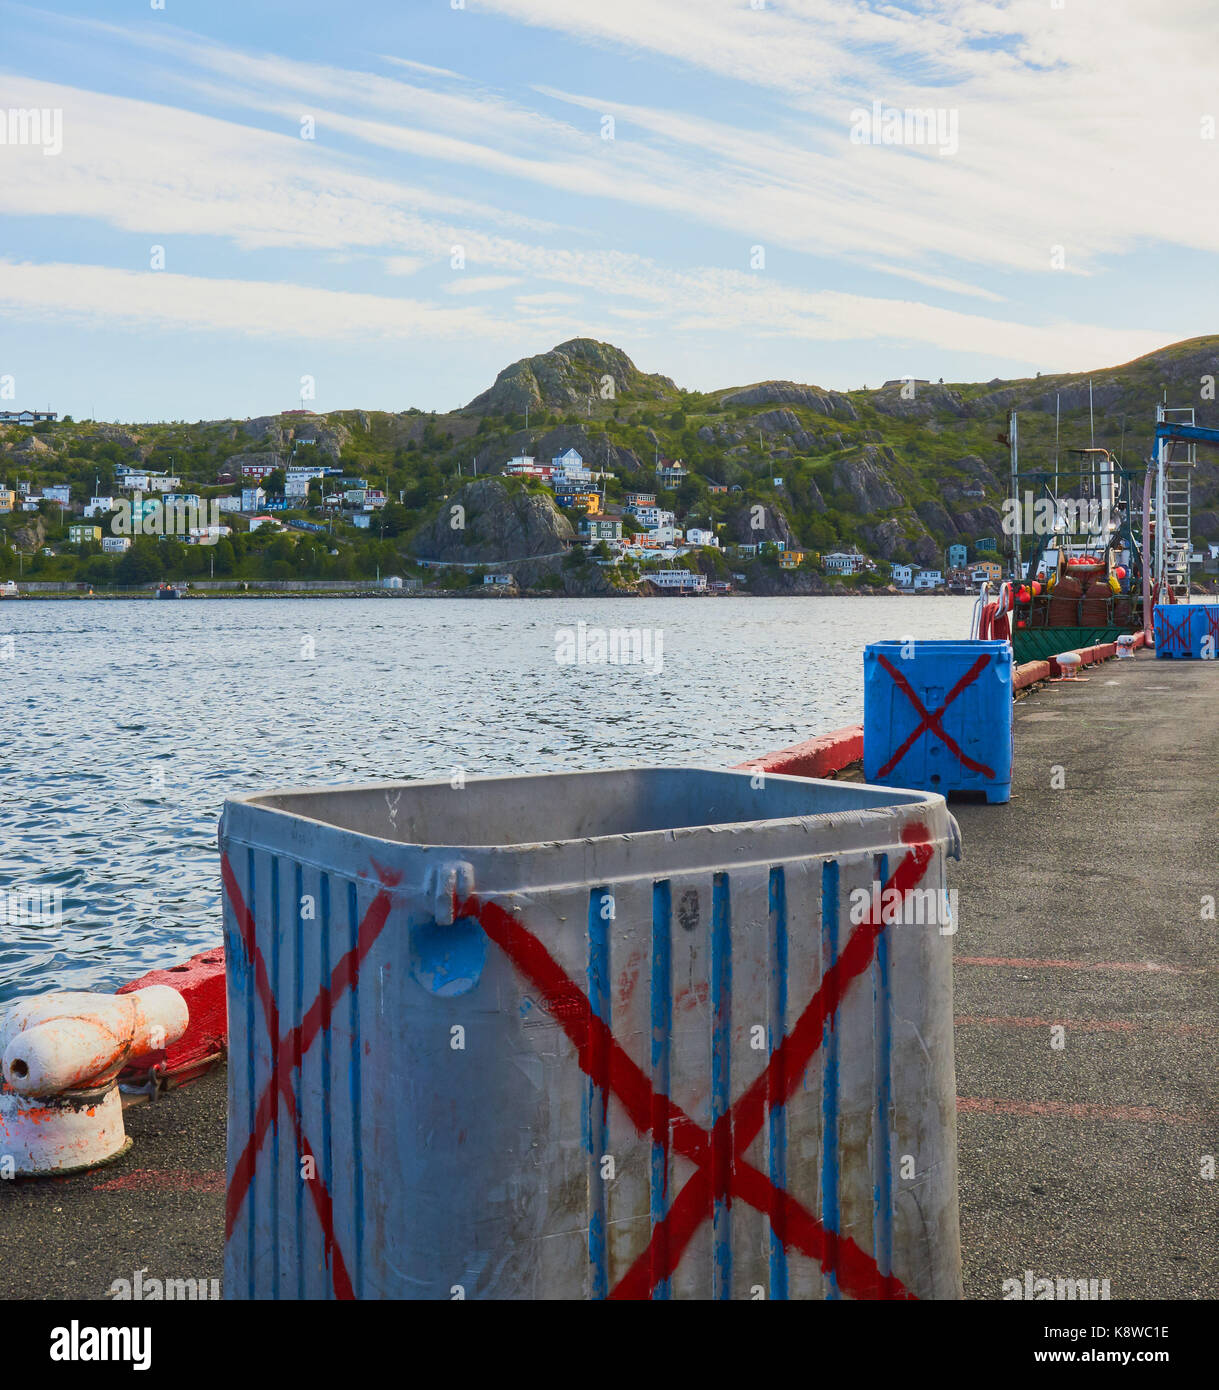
[4,334,1219,589]
[411,477,574,564]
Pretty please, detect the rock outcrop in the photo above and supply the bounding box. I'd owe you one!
[831,447,903,512]
[720,381,858,421]
[722,502,798,546]
[465,339,676,415]
[411,477,574,564]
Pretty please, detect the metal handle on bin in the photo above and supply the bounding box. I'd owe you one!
[425,861,475,924]
[947,814,963,862]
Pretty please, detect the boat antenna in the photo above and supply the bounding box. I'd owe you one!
[1054,393,1060,497]
[1089,378,1095,447]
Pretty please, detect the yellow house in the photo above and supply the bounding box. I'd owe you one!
[0,489,15,513]
[778,549,806,570]
[574,492,601,514]
[69,523,102,544]
[970,560,1001,584]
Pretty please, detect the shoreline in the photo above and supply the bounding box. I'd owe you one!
[1,589,974,601]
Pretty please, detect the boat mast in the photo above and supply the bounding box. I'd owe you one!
[1009,408,1020,582]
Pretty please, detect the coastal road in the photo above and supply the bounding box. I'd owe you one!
[951,650,1218,1299]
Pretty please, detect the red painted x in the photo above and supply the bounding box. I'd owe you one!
[876,653,995,780]
[460,825,934,1299]
[1159,609,1192,652]
[221,852,400,1299]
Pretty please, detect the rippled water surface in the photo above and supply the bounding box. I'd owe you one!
[0,595,971,1001]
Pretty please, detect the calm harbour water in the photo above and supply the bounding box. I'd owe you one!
[0,595,971,1003]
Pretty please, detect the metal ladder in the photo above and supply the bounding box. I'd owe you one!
[1156,406,1195,598]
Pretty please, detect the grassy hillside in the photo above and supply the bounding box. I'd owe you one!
[2,335,1217,588]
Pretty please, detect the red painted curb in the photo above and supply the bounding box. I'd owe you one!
[736,724,864,779]
[118,946,227,1083]
[1013,659,1051,690]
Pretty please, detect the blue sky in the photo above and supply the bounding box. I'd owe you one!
[1,0,1217,421]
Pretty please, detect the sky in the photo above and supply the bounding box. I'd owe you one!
[1,0,1218,422]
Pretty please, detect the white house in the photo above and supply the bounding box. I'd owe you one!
[84,496,116,518]
[627,505,676,529]
[42,484,71,506]
[651,569,707,591]
[0,409,55,424]
[102,536,131,553]
[186,526,231,545]
[912,568,943,590]
[890,563,914,587]
[823,551,867,574]
[241,487,266,513]
[117,472,180,493]
[504,455,548,476]
[551,448,592,482]
[686,528,719,548]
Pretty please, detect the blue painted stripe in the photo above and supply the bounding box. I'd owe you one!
[293,863,305,1300]
[650,879,673,1300]
[244,846,257,1299]
[820,859,841,1300]
[269,855,280,1301]
[586,885,611,1299]
[873,853,894,1281]
[710,874,732,1300]
[319,873,333,1298]
[767,866,789,1302]
[348,879,364,1297]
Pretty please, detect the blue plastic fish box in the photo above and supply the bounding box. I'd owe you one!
[864,639,1013,804]
[1154,604,1219,659]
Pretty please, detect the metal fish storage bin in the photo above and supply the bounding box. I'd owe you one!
[220,767,963,1300]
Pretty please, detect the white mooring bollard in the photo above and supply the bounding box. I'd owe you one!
[0,986,188,1175]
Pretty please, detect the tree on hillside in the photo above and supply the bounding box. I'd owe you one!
[212,538,235,574]
[116,542,161,585]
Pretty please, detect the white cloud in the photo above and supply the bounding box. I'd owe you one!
[0,259,520,342]
[515,292,581,306]
[445,275,524,294]
[0,254,1167,379]
[0,6,1209,387]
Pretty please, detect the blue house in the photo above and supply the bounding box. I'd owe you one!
[947,543,968,568]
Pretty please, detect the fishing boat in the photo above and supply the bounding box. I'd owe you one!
[0,580,18,598]
[975,401,1218,662]
[155,582,184,599]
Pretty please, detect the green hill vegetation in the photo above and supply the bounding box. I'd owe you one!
[2,335,1217,590]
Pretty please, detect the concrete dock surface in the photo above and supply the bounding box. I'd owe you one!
[0,1068,226,1301]
[953,649,1217,1299]
[0,647,1213,1300]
